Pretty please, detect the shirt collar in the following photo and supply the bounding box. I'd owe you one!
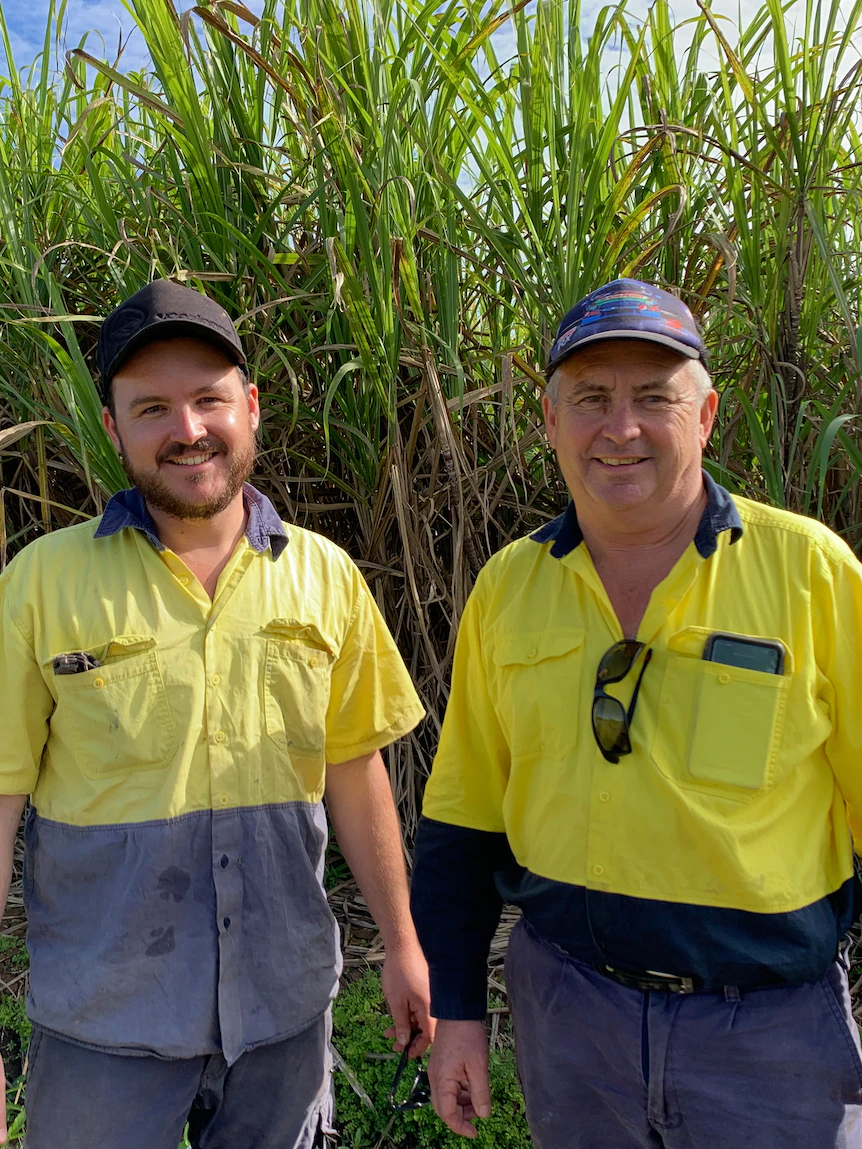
[94,483,289,559]
[243,484,289,558]
[531,470,743,561]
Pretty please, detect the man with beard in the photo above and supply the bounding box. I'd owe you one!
[0,281,431,1147]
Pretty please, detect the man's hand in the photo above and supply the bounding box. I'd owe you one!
[381,941,435,1057]
[428,1018,491,1138]
[325,754,433,1056]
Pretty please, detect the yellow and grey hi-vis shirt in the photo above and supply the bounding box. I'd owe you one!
[412,474,862,1019]
[0,484,424,1062]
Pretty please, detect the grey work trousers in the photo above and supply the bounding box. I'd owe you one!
[23,1009,333,1149]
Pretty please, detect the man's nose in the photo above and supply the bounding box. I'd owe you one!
[602,402,641,444]
[169,405,207,444]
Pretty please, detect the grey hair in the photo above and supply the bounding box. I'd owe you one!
[544,355,714,406]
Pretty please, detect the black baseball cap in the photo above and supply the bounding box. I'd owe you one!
[97,280,246,400]
[547,279,706,374]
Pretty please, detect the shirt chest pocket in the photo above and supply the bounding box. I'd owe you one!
[651,629,791,798]
[263,620,336,758]
[50,636,179,778]
[491,628,585,759]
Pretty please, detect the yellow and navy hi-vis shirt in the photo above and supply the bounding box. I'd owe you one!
[0,484,424,1062]
[411,474,862,1019]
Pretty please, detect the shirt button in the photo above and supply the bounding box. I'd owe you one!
[211,674,221,686]
[528,648,538,659]
[599,791,611,803]
[309,657,319,668]
[220,855,229,868]
[219,794,229,806]
[215,731,226,743]
[592,864,604,877]
[223,917,231,929]
[718,672,731,685]
[180,576,189,586]
[93,678,105,689]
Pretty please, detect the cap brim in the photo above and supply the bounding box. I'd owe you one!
[547,329,701,375]
[102,319,246,394]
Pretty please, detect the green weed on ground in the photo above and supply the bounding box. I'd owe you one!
[1,992,30,1145]
[332,972,529,1148]
[0,933,31,1145]
[0,939,28,975]
[2,972,528,1148]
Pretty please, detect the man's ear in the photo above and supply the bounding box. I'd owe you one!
[102,406,122,454]
[699,388,719,448]
[246,382,261,434]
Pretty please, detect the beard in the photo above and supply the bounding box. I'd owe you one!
[118,433,256,522]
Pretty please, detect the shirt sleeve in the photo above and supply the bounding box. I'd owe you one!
[0,558,51,794]
[411,817,514,1019]
[324,560,425,764]
[818,550,862,848]
[411,570,512,1017]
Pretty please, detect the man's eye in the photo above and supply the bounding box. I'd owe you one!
[576,395,604,406]
[141,405,165,415]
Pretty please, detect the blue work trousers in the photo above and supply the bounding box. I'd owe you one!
[23,1009,333,1149]
[506,917,862,1148]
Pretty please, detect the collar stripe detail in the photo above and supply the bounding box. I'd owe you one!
[94,483,289,558]
[531,471,743,560]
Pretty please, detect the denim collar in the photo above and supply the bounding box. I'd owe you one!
[531,471,743,560]
[95,482,288,559]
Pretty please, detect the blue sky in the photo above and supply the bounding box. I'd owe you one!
[1,0,267,72]
[1,0,857,81]
[1,0,764,75]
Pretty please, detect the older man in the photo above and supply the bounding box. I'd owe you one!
[0,280,431,1147]
[410,279,862,1148]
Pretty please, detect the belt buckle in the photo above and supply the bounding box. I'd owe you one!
[673,977,695,995]
[646,969,695,994]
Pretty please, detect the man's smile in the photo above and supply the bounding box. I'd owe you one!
[166,452,218,467]
[595,456,649,467]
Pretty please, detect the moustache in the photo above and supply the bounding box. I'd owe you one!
[158,438,228,464]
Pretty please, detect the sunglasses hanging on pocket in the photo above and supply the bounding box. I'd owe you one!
[591,640,653,764]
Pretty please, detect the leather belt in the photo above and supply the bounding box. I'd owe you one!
[597,964,699,994]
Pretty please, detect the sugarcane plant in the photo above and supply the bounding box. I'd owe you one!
[0,0,861,827]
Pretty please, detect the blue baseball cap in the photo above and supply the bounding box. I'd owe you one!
[547,279,706,374]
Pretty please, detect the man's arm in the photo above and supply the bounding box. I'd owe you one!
[325,750,433,1056]
[0,795,27,1145]
[0,561,50,1141]
[411,817,514,1138]
[409,574,513,1138]
[0,796,25,916]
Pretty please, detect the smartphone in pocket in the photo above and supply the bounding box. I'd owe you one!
[702,632,785,675]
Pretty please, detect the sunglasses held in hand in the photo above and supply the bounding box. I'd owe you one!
[388,1029,432,1112]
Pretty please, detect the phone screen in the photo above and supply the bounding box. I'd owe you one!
[706,637,782,675]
